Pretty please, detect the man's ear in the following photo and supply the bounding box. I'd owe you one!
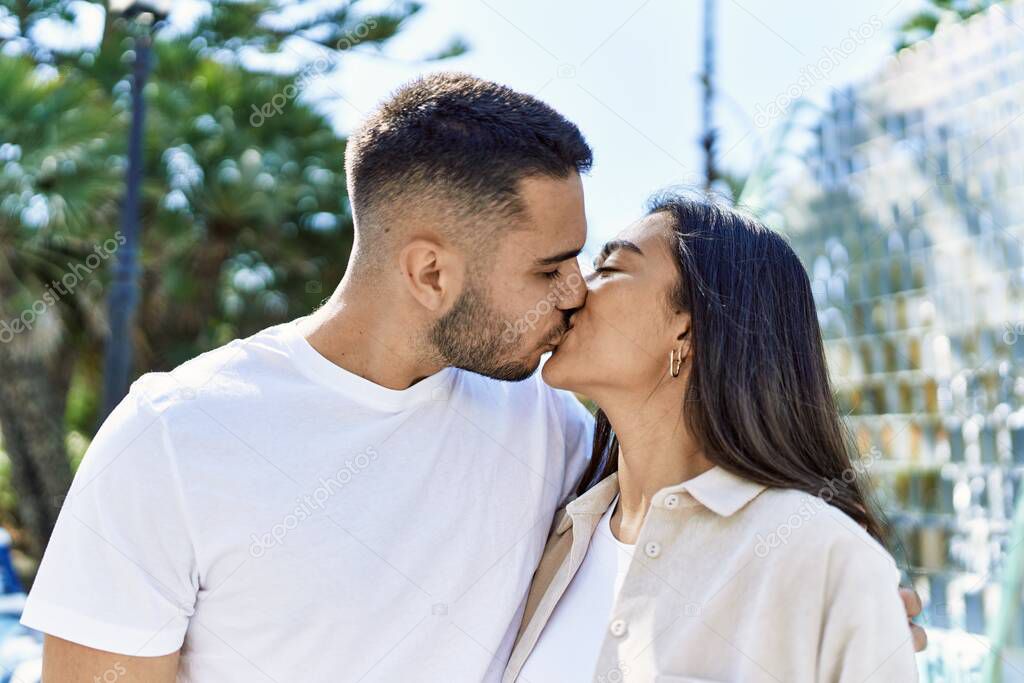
[398,238,464,312]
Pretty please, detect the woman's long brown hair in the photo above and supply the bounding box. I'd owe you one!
[577,193,887,544]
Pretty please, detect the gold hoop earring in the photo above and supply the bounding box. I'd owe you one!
[670,348,682,378]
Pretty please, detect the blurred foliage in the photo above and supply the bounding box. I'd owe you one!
[0,0,466,68]
[133,39,355,373]
[895,0,1003,50]
[0,54,121,349]
[0,0,465,555]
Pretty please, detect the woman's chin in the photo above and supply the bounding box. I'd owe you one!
[540,347,576,391]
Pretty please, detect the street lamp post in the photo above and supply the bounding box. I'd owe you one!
[100,0,170,421]
[700,0,718,192]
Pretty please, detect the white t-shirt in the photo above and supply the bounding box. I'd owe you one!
[22,320,593,682]
[518,497,633,683]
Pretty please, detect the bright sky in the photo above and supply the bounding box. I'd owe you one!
[313,0,928,254]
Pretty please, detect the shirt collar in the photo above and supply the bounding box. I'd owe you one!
[565,473,619,517]
[668,466,767,517]
[565,466,766,520]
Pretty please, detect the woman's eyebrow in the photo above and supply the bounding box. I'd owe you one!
[597,239,644,264]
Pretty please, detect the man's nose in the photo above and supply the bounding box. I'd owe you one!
[556,260,588,311]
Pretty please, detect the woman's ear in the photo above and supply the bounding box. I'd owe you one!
[398,239,464,312]
[675,315,692,361]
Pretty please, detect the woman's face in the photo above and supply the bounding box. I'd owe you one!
[543,211,690,398]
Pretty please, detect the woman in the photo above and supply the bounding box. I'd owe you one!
[504,195,918,682]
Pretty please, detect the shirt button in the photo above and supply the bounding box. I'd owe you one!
[644,541,662,558]
[664,494,680,509]
[609,619,628,637]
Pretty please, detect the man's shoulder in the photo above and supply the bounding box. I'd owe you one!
[129,322,297,415]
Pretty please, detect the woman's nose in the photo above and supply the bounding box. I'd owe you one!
[557,260,588,311]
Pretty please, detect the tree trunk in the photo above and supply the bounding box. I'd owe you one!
[0,353,74,556]
[0,275,74,556]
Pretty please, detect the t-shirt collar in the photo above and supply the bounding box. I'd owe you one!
[280,318,456,412]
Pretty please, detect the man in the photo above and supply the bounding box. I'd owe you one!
[24,73,923,682]
[26,72,594,682]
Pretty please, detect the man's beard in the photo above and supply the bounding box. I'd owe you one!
[430,284,561,382]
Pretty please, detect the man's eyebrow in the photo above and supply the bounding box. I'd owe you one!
[597,239,644,264]
[535,246,584,267]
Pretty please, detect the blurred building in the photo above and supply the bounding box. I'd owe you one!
[783,3,1024,679]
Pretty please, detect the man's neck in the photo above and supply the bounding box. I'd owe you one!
[299,279,445,391]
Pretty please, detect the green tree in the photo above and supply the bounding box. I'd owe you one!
[895,0,1001,50]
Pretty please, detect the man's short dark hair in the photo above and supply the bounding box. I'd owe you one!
[344,72,592,259]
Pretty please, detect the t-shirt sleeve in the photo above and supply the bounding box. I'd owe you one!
[21,381,198,656]
[552,390,594,504]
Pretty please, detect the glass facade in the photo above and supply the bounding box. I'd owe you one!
[783,5,1024,679]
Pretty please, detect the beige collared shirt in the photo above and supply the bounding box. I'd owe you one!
[504,467,918,683]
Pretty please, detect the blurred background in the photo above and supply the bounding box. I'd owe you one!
[1,0,1023,680]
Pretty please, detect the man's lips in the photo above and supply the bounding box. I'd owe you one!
[544,324,574,350]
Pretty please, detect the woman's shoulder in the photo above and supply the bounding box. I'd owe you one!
[744,487,899,580]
